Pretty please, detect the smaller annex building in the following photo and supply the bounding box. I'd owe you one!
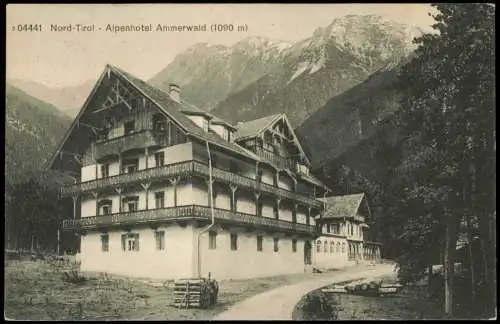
[313,193,382,270]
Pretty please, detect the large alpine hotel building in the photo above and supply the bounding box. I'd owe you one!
[50,65,381,280]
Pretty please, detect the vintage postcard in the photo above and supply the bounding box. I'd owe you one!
[5,3,496,321]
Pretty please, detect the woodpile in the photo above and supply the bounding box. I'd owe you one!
[173,277,219,309]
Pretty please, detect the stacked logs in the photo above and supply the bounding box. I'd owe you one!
[344,281,381,297]
[343,281,403,297]
[173,277,219,309]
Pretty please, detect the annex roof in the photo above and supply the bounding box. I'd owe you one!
[318,193,369,220]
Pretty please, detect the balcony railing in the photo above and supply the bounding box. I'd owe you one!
[62,205,317,235]
[94,130,166,160]
[255,149,294,170]
[61,161,194,196]
[61,161,324,209]
[192,163,324,208]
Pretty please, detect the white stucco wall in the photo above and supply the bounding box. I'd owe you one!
[120,189,147,212]
[79,224,315,280]
[148,142,194,166]
[278,205,293,222]
[198,228,309,280]
[176,182,193,206]
[81,142,194,183]
[235,191,255,215]
[148,183,176,208]
[81,197,96,217]
[79,224,195,279]
[192,179,209,206]
[81,165,96,182]
[260,199,275,219]
[313,235,352,269]
[108,161,120,176]
[214,186,231,210]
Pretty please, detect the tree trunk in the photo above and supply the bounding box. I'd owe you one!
[480,233,490,278]
[479,214,492,288]
[466,213,476,300]
[428,264,433,286]
[444,210,460,318]
[57,229,61,256]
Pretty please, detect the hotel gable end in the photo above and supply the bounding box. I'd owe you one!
[49,64,382,280]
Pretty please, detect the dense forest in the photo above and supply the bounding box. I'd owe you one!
[316,4,495,319]
[5,85,75,253]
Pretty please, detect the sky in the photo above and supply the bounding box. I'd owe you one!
[6,4,437,88]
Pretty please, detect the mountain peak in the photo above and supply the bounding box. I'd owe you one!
[187,42,228,53]
[307,14,423,61]
[233,36,293,53]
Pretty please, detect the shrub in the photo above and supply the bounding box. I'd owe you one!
[301,291,339,320]
[62,270,87,284]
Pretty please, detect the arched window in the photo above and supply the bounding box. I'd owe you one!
[336,242,341,253]
[342,242,346,253]
[316,240,321,253]
[323,241,328,253]
[330,241,335,253]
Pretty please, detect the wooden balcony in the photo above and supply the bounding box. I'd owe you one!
[193,163,323,209]
[62,205,318,236]
[255,149,294,170]
[61,161,324,209]
[94,130,166,160]
[61,161,194,196]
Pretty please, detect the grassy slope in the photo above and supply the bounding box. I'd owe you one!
[5,259,324,321]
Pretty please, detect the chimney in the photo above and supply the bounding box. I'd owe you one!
[168,83,180,103]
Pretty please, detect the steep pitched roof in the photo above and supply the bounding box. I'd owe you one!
[234,114,312,166]
[318,193,367,219]
[46,67,111,170]
[234,114,282,140]
[104,65,260,161]
[179,98,236,130]
[47,65,260,170]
